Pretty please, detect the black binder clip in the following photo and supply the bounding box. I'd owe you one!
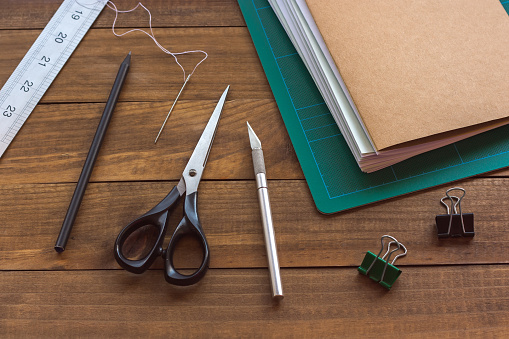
[358,235,407,290]
[435,187,474,238]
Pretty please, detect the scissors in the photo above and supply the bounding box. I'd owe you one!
[114,86,229,286]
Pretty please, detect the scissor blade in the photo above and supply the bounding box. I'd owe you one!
[180,86,229,195]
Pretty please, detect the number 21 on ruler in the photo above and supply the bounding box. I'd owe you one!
[0,0,108,157]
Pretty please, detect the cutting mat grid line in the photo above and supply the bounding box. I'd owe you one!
[256,2,509,189]
[254,2,413,195]
[243,0,509,212]
[253,2,332,198]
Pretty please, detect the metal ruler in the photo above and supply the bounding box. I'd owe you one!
[0,0,107,157]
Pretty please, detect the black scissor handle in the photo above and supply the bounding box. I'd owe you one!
[164,191,210,286]
[114,186,181,274]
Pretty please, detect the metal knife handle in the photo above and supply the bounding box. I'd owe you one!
[252,148,266,174]
[255,170,284,299]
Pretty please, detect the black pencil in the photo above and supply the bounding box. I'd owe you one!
[54,52,131,253]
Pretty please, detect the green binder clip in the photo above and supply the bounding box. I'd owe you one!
[358,235,407,290]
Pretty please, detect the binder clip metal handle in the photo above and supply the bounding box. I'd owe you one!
[436,187,474,238]
[440,195,459,215]
[358,235,407,290]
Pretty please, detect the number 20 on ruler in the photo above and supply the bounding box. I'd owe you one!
[0,0,107,157]
[3,10,83,109]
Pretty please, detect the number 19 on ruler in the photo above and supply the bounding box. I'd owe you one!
[0,0,107,157]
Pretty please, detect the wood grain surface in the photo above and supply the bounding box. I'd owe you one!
[0,0,508,337]
[2,266,509,337]
[0,0,244,29]
[1,179,509,270]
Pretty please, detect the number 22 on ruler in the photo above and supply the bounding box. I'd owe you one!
[0,0,107,157]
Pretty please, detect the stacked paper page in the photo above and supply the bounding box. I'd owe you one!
[269,0,509,172]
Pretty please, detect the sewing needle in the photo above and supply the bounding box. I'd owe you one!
[154,74,191,143]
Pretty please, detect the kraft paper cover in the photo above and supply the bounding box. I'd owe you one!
[306,0,509,150]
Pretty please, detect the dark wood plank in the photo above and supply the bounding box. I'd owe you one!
[2,97,508,184]
[0,0,244,30]
[0,27,270,103]
[3,24,509,178]
[1,179,508,270]
[0,100,302,183]
[1,266,509,337]
[0,1,508,337]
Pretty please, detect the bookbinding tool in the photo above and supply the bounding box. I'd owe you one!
[358,235,407,290]
[238,0,509,214]
[0,0,107,158]
[114,86,229,286]
[247,121,284,299]
[55,52,131,253]
[435,187,474,238]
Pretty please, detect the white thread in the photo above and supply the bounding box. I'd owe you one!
[75,0,208,82]
[73,0,107,11]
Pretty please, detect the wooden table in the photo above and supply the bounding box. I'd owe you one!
[1,1,508,337]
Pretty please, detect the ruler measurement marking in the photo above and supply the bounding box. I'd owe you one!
[3,0,69,102]
[0,0,106,154]
[0,0,72,142]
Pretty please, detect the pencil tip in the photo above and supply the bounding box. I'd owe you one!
[123,52,132,64]
[128,51,132,55]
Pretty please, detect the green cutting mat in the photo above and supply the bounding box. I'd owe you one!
[239,0,509,214]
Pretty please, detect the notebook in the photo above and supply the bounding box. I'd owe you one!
[238,0,509,213]
[270,0,509,172]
